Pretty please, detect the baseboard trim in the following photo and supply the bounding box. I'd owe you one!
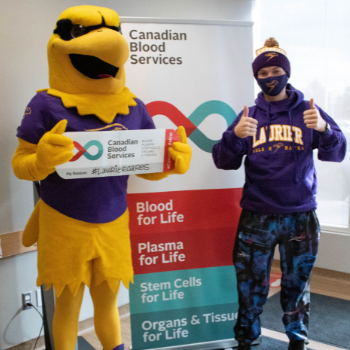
[0,231,36,259]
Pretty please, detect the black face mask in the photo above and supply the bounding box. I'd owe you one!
[257,74,288,96]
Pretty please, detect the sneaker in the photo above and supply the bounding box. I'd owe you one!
[238,343,251,350]
[288,339,306,350]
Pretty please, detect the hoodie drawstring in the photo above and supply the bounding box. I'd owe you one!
[266,104,271,157]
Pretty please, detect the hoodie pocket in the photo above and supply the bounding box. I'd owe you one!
[247,179,314,207]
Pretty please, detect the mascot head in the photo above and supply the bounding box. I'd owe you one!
[48,6,129,94]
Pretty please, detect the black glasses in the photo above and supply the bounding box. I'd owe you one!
[70,24,122,39]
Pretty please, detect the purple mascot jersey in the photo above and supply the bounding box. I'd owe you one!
[17,91,155,223]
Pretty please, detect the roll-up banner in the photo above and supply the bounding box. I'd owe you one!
[122,19,255,350]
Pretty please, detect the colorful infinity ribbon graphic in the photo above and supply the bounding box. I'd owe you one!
[146,100,237,153]
[70,140,104,162]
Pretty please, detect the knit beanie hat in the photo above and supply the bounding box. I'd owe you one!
[252,38,291,78]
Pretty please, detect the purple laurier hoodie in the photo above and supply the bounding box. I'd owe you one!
[212,84,347,214]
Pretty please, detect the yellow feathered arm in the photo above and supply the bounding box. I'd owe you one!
[12,120,74,181]
[137,126,192,181]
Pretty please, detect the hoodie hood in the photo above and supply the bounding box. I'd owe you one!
[255,83,304,113]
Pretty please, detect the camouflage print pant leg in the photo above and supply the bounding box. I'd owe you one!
[233,210,320,344]
[279,211,320,341]
[233,210,280,343]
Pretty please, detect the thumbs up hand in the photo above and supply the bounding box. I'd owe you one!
[303,98,327,132]
[234,106,258,138]
[36,120,74,170]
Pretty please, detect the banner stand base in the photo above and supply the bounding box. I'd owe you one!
[130,336,262,350]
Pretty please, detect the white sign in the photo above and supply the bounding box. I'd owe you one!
[123,19,255,350]
[56,129,179,179]
[123,21,255,194]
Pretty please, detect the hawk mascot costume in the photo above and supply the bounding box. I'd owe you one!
[12,6,191,350]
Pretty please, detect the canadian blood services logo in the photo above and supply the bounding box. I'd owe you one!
[70,140,103,162]
[146,100,237,153]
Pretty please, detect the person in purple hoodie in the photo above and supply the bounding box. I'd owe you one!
[212,38,346,350]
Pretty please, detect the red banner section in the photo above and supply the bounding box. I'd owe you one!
[128,188,243,234]
[128,188,243,275]
[131,228,236,275]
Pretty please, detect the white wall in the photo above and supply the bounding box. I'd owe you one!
[0,1,253,348]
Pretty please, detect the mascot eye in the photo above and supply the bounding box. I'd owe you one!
[115,25,123,34]
[71,24,87,38]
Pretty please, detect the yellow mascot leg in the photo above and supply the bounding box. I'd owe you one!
[90,280,122,350]
[53,283,85,350]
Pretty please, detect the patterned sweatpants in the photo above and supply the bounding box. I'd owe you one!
[233,209,320,344]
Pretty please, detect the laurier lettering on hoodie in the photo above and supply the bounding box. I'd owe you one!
[253,125,303,148]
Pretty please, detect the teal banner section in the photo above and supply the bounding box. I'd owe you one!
[130,266,237,314]
[130,303,239,350]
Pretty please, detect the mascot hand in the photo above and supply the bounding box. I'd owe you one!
[169,126,192,174]
[36,120,74,170]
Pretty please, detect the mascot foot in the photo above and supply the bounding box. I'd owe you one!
[112,344,124,350]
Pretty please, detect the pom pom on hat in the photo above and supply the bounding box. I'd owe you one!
[252,38,291,78]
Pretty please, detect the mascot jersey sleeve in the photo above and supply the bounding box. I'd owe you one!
[16,91,155,224]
